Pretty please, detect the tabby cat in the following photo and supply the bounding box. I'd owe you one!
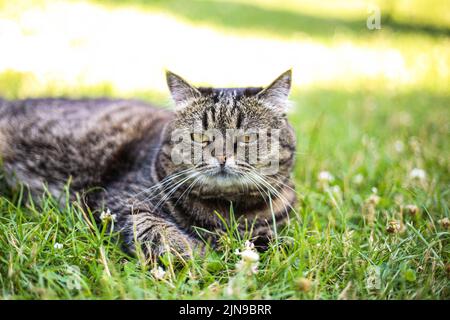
[0,70,297,260]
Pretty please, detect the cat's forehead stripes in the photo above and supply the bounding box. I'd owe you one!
[198,87,262,103]
[198,87,262,130]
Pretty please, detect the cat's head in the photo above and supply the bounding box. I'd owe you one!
[161,70,296,199]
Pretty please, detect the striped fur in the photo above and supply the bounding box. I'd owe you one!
[0,71,297,260]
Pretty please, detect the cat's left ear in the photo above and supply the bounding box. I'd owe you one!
[166,70,201,107]
[257,69,292,112]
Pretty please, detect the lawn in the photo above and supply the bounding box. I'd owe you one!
[0,0,449,299]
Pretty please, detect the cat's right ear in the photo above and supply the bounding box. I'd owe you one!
[166,71,201,107]
[257,69,292,112]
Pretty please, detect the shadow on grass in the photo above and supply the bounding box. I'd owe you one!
[95,0,450,39]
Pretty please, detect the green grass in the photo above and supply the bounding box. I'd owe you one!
[0,0,449,299]
[0,88,448,299]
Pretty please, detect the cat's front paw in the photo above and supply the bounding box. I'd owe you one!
[122,216,203,262]
[148,232,204,261]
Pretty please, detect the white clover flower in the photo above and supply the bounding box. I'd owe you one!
[404,204,419,216]
[235,241,259,275]
[244,240,255,250]
[394,194,404,205]
[438,217,449,229]
[371,187,378,194]
[235,260,259,275]
[318,171,334,183]
[225,282,235,296]
[150,266,166,280]
[240,249,260,263]
[331,185,341,193]
[409,168,426,180]
[394,140,405,153]
[100,208,117,223]
[386,220,404,234]
[353,174,364,185]
[330,185,342,201]
[54,242,63,250]
[250,263,259,275]
[367,194,380,205]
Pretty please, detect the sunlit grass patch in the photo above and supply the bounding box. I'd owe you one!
[0,0,449,96]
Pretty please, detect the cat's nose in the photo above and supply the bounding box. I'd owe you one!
[216,155,227,167]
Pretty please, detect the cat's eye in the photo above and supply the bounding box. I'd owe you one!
[241,133,258,144]
[191,133,209,145]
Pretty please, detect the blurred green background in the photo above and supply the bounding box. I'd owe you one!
[0,0,449,98]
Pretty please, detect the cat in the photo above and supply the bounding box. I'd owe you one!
[0,70,297,260]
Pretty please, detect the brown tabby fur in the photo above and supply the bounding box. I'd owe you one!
[0,70,297,260]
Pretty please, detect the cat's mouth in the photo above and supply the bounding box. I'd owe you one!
[209,170,240,183]
[171,165,265,198]
[214,167,235,177]
[192,170,256,196]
